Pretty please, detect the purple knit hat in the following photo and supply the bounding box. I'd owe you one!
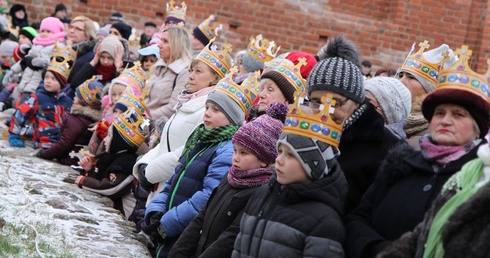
[232,102,287,164]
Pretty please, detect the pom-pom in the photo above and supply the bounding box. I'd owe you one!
[265,102,288,123]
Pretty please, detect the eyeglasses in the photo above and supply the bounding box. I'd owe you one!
[69,25,85,32]
[309,97,350,109]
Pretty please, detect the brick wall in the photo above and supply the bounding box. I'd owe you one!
[16,0,490,73]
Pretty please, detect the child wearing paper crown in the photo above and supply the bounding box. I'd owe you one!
[232,92,348,258]
[169,102,287,258]
[2,17,66,106]
[36,76,103,165]
[71,107,149,218]
[8,48,73,149]
[144,68,260,257]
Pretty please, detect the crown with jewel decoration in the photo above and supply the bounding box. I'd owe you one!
[214,67,261,113]
[113,61,150,96]
[77,75,103,107]
[283,91,344,148]
[166,0,187,23]
[436,45,490,101]
[197,15,223,42]
[47,41,77,82]
[196,37,233,78]
[267,53,308,94]
[113,107,150,148]
[247,34,280,63]
[116,89,148,117]
[399,40,450,86]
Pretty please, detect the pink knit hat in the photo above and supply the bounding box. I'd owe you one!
[39,17,65,34]
[232,102,287,164]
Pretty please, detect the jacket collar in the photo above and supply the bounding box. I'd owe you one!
[155,58,189,74]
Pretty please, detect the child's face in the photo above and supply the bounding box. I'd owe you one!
[142,55,157,70]
[39,30,53,39]
[44,71,62,93]
[275,144,311,185]
[187,60,218,93]
[0,55,10,64]
[18,34,32,45]
[99,52,115,66]
[258,78,287,112]
[203,102,231,129]
[113,108,124,116]
[232,143,266,171]
[15,10,25,19]
[111,83,126,104]
[73,96,81,105]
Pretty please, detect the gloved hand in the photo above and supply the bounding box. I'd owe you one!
[31,58,49,69]
[2,69,13,87]
[147,211,164,244]
[8,134,25,147]
[138,164,155,192]
[11,74,20,84]
[19,44,31,55]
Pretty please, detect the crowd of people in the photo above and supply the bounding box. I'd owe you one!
[1,1,490,257]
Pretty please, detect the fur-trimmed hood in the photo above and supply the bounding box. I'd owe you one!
[70,103,102,122]
[73,40,96,58]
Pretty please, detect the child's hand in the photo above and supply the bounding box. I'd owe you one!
[78,156,93,172]
[2,70,13,87]
[114,44,124,70]
[90,44,101,67]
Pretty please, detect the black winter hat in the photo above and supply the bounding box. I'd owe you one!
[54,3,67,13]
[111,22,132,40]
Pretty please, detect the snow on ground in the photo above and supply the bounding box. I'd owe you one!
[0,139,151,258]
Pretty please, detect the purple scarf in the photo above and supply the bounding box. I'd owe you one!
[419,135,479,166]
[227,166,273,189]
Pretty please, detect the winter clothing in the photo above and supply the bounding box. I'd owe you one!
[133,87,213,206]
[165,1,187,25]
[285,51,318,80]
[145,58,190,120]
[9,4,28,29]
[110,22,132,40]
[232,167,347,258]
[404,96,429,149]
[9,85,73,149]
[145,129,234,254]
[110,12,124,22]
[240,51,264,73]
[260,58,304,104]
[67,40,96,89]
[193,15,222,47]
[99,35,123,60]
[0,40,18,57]
[75,78,103,108]
[378,143,490,258]
[19,26,37,42]
[345,140,485,258]
[365,76,412,125]
[37,103,102,165]
[206,90,244,126]
[32,17,65,45]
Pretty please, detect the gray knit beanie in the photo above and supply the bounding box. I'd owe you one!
[206,91,244,126]
[365,77,412,124]
[308,35,365,103]
[241,52,264,73]
[0,41,18,57]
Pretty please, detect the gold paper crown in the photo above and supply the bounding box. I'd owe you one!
[113,107,150,148]
[47,41,77,81]
[268,53,308,94]
[247,34,281,62]
[196,37,233,78]
[114,61,150,96]
[197,15,223,41]
[400,40,450,86]
[166,0,187,23]
[436,45,490,101]
[77,75,103,107]
[214,67,261,113]
[116,89,148,116]
[283,91,344,148]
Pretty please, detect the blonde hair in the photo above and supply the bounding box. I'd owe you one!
[71,16,96,41]
[163,27,192,64]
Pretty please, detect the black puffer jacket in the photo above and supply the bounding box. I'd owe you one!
[232,164,348,258]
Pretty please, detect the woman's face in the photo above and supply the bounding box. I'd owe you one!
[109,28,122,39]
[429,103,479,146]
[68,21,89,44]
[158,31,171,63]
[399,72,426,101]
[257,78,287,112]
[365,91,386,124]
[186,61,217,93]
[15,10,25,19]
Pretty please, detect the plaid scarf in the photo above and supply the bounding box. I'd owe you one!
[227,167,273,189]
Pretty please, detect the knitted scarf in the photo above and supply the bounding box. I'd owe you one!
[227,167,273,189]
[344,103,367,130]
[423,157,484,258]
[419,135,480,166]
[404,112,429,136]
[32,32,67,46]
[174,86,214,111]
[97,64,116,81]
[181,124,239,161]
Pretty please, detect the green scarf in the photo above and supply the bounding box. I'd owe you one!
[181,124,239,161]
[423,158,484,258]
